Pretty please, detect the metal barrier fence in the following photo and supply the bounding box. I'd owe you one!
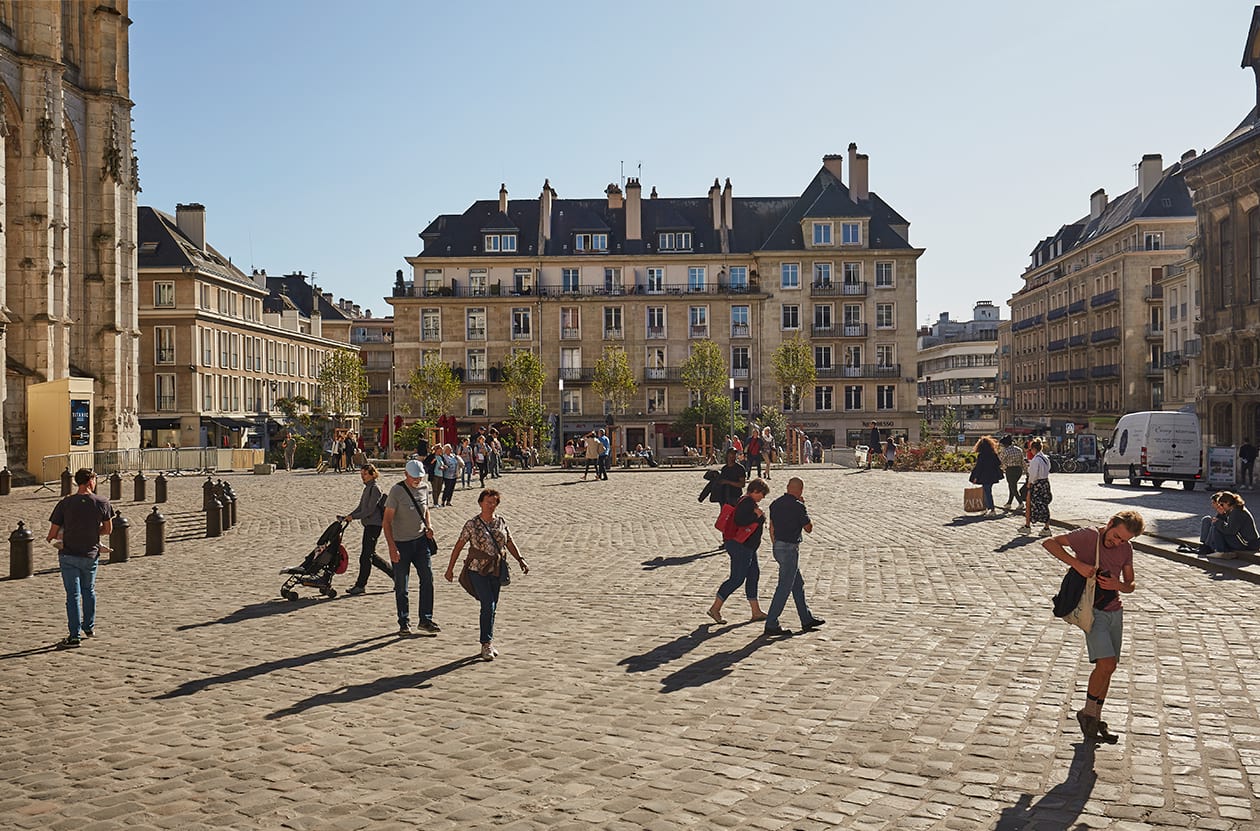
[40,449,264,484]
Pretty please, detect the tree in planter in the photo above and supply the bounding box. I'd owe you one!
[592,346,637,417]
[407,360,463,424]
[501,350,550,452]
[771,335,816,414]
[317,350,369,428]
[679,340,731,451]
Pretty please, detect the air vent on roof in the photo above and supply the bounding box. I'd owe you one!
[1161,198,1171,207]
[139,242,158,255]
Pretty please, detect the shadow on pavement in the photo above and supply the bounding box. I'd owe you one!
[993,741,1096,830]
[0,643,63,660]
[619,624,726,673]
[640,548,725,570]
[266,655,482,719]
[944,516,992,526]
[176,595,338,630]
[658,632,779,693]
[993,538,1039,552]
[154,634,397,699]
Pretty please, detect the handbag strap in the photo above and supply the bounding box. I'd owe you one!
[398,482,427,521]
[1094,528,1101,569]
[477,516,504,557]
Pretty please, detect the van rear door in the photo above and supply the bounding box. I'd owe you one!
[1147,417,1199,474]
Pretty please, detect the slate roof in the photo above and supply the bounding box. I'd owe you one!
[264,274,351,321]
[414,165,917,260]
[137,206,256,288]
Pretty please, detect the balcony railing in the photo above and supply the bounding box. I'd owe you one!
[1090,327,1120,344]
[561,327,581,340]
[421,328,441,342]
[604,328,623,340]
[1162,352,1183,369]
[839,323,868,337]
[1068,368,1088,380]
[1145,324,1164,339]
[733,367,750,379]
[156,396,176,412]
[1048,338,1068,352]
[1047,306,1068,321]
[511,328,531,341]
[1147,362,1164,375]
[811,281,867,297]
[1048,370,1069,382]
[1090,289,1119,308]
[811,324,837,337]
[689,325,709,338]
[1144,284,1165,300]
[646,326,666,339]
[815,363,901,379]
[558,367,595,382]
[466,327,487,340]
[1069,334,1087,347]
[156,349,175,364]
[466,369,487,383]
[644,367,685,381]
[1091,364,1120,378]
[731,323,751,338]
[1067,300,1087,315]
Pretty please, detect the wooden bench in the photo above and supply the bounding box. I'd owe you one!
[663,455,705,467]
[621,455,649,469]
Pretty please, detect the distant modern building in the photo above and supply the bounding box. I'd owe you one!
[917,301,1003,444]
[389,144,924,454]
[347,306,393,454]
[137,204,358,448]
[1182,6,1260,447]
[1005,153,1196,449]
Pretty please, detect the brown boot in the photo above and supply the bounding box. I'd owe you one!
[1095,720,1119,744]
[1075,709,1100,743]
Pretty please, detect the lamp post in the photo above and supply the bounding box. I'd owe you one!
[729,377,736,448]
[557,377,565,462]
[925,375,933,424]
[387,376,393,455]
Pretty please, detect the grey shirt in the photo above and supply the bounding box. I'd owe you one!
[385,480,429,542]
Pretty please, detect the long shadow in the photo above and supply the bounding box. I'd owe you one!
[177,594,339,630]
[944,516,992,527]
[540,480,587,487]
[993,742,1096,830]
[993,537,1039,552]
[618,624,729,673]
[640,548,725,570]
[266,655,481,719]
[0,643,62,660]
[658,632,779,693]
[154,634,396,699]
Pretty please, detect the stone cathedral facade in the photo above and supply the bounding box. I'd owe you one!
[0,1,138,471]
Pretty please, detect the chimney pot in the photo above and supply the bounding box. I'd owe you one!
[498,183,508,214]
[1090,188,1108,221]
[822,153,843,181]
[1138,153,1163,201]
[625,178,642,241]
[175,202,207,251]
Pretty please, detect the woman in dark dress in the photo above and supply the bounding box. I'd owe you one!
[970,436,1004,517]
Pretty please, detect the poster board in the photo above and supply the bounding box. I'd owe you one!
[1207,446,1237,487]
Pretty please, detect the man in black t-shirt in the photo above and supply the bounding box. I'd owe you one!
[1240,439,1258,490]
[867,422,881,469]
[764,477,824,636]
[715,448,747,506]
[46,468,112,648]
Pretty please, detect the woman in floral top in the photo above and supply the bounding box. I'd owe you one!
[443,489,529,660]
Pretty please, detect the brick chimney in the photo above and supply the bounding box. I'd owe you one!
[175,203,206,251]
[709,178,721,231]
[722,178,733,231]
[606,183,623,210]
[848,143,869,202]
[498,183,508,214]
[538,179,554,249]
[822,154,843,181]
[1138,153,1163,201]
[1090,188,1108,221]
[625,178,642,241]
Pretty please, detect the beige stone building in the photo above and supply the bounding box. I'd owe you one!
[1183,7,1260,447]
[390,145,922,454]
[137,205,358,449]
[347,307,392,454]
[1005,153,1196,449]
[915,302,1003,444]
[0,1,138,471]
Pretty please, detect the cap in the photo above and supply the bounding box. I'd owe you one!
[405,459,424,478]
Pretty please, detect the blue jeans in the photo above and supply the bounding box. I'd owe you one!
[59,553,98,638]
[468,570,501,644]
[462,459,472,488]
[393,537,434,627]
[766,541,813,628]
[981,482,995,510]
[717,540,760,601]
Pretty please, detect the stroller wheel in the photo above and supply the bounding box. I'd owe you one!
[321,587,337,598]
[282,590,299,601]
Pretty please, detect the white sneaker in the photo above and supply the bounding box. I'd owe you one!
[1039,526,1054,537]
[1018,525,1031,534]
[480,644,494,661]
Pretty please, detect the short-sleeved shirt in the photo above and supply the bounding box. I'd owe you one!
[769,493,811,544]
[49,492,112,557]
[385,480,429,542]
[457,514,512,574]
[1061,526,1132,612]
[717,463,746,506]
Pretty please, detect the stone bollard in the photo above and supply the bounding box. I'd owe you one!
[61,467,72,497]
[202,476,215,512]
[206,496,223,538]
[0,466,11,496]
[223,482,238,527]
[133,471,147,502]
[154,472,168,504]
[145,507,166,556]
[9,521,34,579]
[109,472,123,501]
[213,481,230,531]
[109,511,129,563]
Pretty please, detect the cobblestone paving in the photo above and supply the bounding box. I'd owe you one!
[1,465,1257,829]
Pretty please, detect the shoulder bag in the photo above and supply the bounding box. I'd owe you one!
[721,496,760,544]
[1059,530,1099,633]
[475,516,511,586]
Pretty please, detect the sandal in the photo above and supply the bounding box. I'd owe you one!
[750,613,767,622]
[706,608,727,625]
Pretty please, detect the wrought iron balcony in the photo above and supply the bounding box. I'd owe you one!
[643,367,685,381]
[1090,289,1119,308]
[1069,334,1087,347]
[1048,338,1068,352]
[1068,299,1087,315]
[1090,364,1120,378]
[1090,327,1120,344]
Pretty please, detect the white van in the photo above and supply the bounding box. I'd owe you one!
[1102,411,1201,490]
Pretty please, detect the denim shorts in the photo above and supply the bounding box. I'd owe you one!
[1085,607,1123,663]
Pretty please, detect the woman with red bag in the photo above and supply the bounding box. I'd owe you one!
[706,478,770,625]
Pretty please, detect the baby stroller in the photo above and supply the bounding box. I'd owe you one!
[279,518,350,600]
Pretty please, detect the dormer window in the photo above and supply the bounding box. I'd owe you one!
[575,233,608,252]
[841,222,861,245]
[484,233,517,253]
[812,222,833,246]
[658,231,692,251]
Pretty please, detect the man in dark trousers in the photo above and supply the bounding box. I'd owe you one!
[763,477,825,637]
[46,469,113,648]
[867,421,881,469]
[1240,439,1258,490]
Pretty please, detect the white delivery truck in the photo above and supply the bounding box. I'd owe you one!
[1101,411,1202,490]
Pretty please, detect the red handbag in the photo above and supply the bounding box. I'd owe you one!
[719,498,759,543]
[715,503,736,531]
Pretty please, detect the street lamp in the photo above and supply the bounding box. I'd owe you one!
[729,377,736,448]
[557,377,565,462]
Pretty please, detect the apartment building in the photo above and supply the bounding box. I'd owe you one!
[916,301,1003,443]
[390,144,922,453]
[1005,153,1195,448]
[1182,6,1260,447]
[137,205,358,448]
[348,309,394,453]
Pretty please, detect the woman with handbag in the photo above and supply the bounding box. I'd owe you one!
[1020,438,1053,536]
[706,479,770,625]
[1042,510,1143,744]
[969,436,1004,516]
[443,488,528,661]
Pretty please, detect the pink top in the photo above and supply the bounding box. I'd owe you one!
[1061,527,1133,612]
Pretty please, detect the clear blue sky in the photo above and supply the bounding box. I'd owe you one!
[130,1,1257,324]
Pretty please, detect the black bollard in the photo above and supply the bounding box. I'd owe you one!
[214,481,230,531]
[202,476,215,512]
[60,467,72,497]
[133,471,147,502]
[0,466,11,496]
[206,496,222,538]
[154,472,168,504]
[223,482,238,527]
[145,507,166,556]
[109,471,122,501]
[109,511,130,563]
[9,521,33,579]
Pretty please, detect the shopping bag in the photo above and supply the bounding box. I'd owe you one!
[963,487,986,513]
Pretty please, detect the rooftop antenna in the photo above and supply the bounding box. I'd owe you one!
[620,160,624,190]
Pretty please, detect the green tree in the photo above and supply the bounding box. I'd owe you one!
[316,349,368,426]
[501,350,549,447]
[680,339,727,409]
[408,360,462,421]
[591,346,637,416]
[754,406,787,448]
[771,336,816,412]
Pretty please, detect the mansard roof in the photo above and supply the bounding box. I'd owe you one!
[263,274,351,321]
[761,167,913,251]
[137,206,256,289]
